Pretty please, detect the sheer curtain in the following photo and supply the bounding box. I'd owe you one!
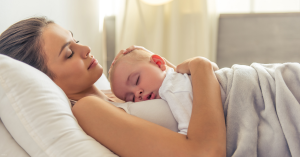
[115,0,218,65]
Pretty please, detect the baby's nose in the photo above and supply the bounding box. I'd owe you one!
[135,90,143,102]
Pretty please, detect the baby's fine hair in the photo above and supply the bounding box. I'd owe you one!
[108,49,152,86]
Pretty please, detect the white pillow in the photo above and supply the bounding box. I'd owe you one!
[0,54,178,156]
[95,73,111,90]
[0,119,30,157]
[0,54,117,157]
[114,100,178,132]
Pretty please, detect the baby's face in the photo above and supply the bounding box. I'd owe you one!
[111,57,166,102]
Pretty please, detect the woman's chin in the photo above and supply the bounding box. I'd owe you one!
[97,64,103,75]
[93,64,104,80]
[87,63,105,87]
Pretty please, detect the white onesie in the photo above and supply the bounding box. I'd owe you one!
[159,68,193,135]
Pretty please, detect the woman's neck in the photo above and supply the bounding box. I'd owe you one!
[67,85,108,102]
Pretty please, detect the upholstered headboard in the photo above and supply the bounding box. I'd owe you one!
[216,12,300,68]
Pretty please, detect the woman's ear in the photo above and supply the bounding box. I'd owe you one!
[150,54,166,71]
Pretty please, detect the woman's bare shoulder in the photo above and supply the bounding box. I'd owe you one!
[74,95,106,105]
[72,96,114,115]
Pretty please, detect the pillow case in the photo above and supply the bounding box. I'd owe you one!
[113,100,178,132]
[0,118,30,157]
[0,54,178,156]
[0,54,117,157]
[94,73,111,90]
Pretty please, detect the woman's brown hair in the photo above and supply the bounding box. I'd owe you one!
[0,17,55,78]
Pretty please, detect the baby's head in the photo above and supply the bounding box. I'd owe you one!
[109,49,168,102]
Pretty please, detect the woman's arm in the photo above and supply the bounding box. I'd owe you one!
[72,57,225,157]
[183,57,226,156]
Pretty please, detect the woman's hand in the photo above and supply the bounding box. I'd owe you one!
[113,45,153,57]
[111,46,153,67]
[116,45,176,69]
[176,57,219,74]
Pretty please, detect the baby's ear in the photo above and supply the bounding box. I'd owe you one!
[150,54,166,71]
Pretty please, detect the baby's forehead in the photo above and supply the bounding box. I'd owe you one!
[111,55,138,75]
[119,51,149,63]
[110,49,150,77]
[110,55,139,86]
[114,56,137,68]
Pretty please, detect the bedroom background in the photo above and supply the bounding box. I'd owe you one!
[0,0,299,75]
[1,1,299,156]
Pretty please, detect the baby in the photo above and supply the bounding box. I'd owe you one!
[109,48,300,155]
[109,49,196,135]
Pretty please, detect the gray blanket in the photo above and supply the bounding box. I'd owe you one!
[215,63,300,157]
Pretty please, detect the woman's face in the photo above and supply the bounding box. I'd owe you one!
[41,23,103,95]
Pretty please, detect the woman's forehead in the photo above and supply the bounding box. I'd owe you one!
[42,24,72,59]
[43,23,70,38]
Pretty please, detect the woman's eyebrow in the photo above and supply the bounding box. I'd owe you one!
[58,41,71,56]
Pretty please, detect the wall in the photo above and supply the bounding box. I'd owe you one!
[0,0,103,65]
[217,12,300,68]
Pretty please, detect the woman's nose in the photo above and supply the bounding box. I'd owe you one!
[80,45,91,58]
[134,89,143,102]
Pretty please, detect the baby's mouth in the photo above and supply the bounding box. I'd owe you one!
[147,93,152,100]
[146,92,156,100]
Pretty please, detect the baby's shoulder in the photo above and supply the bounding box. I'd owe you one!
[160,70,192,95]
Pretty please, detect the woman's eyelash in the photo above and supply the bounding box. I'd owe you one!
[67,41,78,58]
[67,51,74,58]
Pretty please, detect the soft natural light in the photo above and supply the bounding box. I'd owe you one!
[99,0,116,32]
[216,0,252,13]
[141,0,173,5]
[216,0,300,13]
[254,0,300,13]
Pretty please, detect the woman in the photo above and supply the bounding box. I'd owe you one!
[0,17,225,157]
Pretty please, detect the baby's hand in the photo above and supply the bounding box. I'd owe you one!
[176,57,219,74]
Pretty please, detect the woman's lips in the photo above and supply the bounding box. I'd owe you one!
[88,58,98,70]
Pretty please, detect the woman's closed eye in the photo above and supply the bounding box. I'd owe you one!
[67,51,74,58]
[67,41,79,59]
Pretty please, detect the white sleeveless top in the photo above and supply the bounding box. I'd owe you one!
[70,99,178,132]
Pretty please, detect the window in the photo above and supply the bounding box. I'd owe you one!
[216,0,300,13]
[99,0,119,31]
